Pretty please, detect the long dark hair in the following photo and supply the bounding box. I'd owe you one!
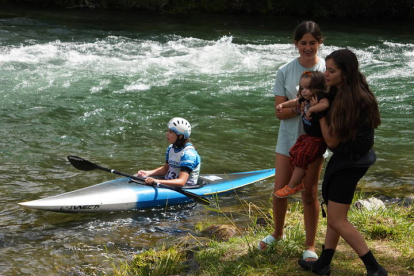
[325,49,381,142]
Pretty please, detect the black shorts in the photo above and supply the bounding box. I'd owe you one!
[324,166,369,205]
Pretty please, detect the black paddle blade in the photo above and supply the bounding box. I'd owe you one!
[188,193,211,205]
[67,155,97,171]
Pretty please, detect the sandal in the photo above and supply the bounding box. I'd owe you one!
[258,235,276,250]
[274,183,305,198]
[302,249,318,261]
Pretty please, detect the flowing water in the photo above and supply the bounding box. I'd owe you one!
[0,8,413,275]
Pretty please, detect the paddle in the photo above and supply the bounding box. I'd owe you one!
[67,155,211,205]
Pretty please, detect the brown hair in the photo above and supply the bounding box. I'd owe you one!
[298,71,327,98]
[325,49,381,142]
[293,21,323,43]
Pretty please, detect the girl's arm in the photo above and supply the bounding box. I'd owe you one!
[137,163,169,177]
[146,171,189,188]
[275,96,300,120]
[319,117,340,149]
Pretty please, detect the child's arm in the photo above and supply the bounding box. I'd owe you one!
[280,98,299,108]
[276,98,300,114]
[308,97,329,113]
[305,97,329,120]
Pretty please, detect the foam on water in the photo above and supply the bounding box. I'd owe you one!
[0,35,299,95]
[2,35,411,98]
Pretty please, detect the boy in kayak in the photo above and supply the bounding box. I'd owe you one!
[274,71,329,198]
[136,117,201,188]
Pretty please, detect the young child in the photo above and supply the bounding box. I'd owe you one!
[274,71,329,198]
[137,117,201,188]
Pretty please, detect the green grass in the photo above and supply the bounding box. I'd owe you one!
[108,192,413,276]
[110,246,185,276]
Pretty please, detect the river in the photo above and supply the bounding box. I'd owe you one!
[0,8,413,275]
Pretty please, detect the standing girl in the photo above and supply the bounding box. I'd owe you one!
[298,49,387,276]
[258,21,325,262]
[137,117,201,188]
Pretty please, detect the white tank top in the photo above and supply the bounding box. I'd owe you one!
[165,145,200,186]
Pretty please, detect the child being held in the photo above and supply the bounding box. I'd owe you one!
[274,71,329,198]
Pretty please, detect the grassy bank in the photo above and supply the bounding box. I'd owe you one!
[108,192,413,276]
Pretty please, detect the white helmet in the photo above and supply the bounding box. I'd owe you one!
[168,117,191,139]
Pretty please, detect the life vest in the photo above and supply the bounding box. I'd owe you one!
[165,144,200,186]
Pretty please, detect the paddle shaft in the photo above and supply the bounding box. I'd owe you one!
[93,163,146,182]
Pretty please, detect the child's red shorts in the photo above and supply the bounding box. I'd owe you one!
[289,134,327,170]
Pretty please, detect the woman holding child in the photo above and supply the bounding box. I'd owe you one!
[298,49,387,275]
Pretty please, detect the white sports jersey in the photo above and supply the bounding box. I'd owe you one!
[165,143,201,186]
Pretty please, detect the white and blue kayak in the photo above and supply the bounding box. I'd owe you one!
[18,156,275,213]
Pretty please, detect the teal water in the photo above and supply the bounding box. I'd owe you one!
[0,9,413,275]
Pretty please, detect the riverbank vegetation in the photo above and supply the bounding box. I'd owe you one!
[1,0,414,20]
[107,192,413,276]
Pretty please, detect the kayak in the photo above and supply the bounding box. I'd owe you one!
[18,168,275,213]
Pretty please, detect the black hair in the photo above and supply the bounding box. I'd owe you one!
[174,136,190,149]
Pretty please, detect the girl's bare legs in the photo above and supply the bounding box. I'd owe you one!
[301,156,323,260]
[259,153,292,249]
